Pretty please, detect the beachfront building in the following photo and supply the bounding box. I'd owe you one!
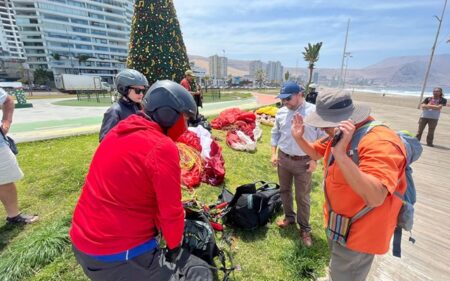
[209,54,227,80]
[266,60,283,85]
[0,0,25,60]
[12,0,134,83]
[249,60,266,77]
[0,0,26,81]
[313,72,319,84]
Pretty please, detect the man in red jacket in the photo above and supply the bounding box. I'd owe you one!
[70,80,200,280]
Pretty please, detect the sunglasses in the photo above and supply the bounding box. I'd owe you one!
[130,88,146,95]
[281,95,293,102]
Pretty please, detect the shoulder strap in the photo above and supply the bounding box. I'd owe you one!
[349,120,385,165]
[324,120,385,217]
[0,128,7,140]
[324,153,335,211]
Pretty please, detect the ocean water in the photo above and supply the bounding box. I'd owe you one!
[348,87,450,97]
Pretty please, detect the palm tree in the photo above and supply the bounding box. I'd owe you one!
[302,42,322,92]
[203,75,210,92]
[255,69,265,88]
[284,70,290,81]
[77,54,92,64]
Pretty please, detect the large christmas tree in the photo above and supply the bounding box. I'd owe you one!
[127,0,190,85]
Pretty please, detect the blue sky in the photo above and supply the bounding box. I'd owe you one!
[172,0,450,69]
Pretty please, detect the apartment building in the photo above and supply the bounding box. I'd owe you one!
[0,0,25,60]
[12,0,133,83]
[266,60,283,84]
[0,0,26,81]
[208,54,227,80]
[248,60,265,77]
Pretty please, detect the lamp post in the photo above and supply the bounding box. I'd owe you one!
[417,0,447,108]
[343,52,352,89]
[339,19,350,88]
[22,62,32,97]
[222,49,226,87]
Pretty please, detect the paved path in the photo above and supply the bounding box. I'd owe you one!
[356,98,450,281]
[10,93,277,143]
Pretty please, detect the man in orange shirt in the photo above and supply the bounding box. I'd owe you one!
[291,90,407,281]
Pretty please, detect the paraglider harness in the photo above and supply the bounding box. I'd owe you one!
[182,200,236,281]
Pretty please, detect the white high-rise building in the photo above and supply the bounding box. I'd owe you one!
[12,0,134,83]
[266,61,283,83]
[0,0,25,60]
[249,60,265,77]
[208,54,227,79]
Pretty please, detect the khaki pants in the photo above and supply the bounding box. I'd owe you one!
[277,150,312,231]
[416,117,438,145]
[328,240,374,281]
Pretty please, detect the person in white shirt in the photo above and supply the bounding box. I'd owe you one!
[271,82,324,247]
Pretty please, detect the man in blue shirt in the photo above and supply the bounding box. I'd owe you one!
[0,88,38,224]
[271,82,324,247]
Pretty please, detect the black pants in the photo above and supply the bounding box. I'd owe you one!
[416,117,438,145]
[73,245,214,281]
[73,245,173,281]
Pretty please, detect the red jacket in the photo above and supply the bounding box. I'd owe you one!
[70,115,184,255]
[180,78,191,92]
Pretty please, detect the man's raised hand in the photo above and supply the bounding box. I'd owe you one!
[291,113,305,140]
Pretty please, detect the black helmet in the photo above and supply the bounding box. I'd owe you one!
[115,69,149,96]
[143,80,197,129]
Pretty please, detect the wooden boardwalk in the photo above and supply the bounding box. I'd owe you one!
[357,96,450,281]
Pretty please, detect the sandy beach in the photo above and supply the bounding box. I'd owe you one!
[319,86,448,111]
[352,90,449,112]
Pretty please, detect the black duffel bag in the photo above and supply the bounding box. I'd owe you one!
[222,181,282,230]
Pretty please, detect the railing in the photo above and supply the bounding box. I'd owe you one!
[75,90,112,103]
[201,87,221,102]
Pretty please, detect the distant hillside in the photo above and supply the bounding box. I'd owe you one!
[359,54,450,87]
[188,54,450,87]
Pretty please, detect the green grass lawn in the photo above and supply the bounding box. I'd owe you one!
[0,125,328,281]
[52,96,114,107]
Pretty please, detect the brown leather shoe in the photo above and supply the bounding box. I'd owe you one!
[276,218,295,228]
[300,230,313,247]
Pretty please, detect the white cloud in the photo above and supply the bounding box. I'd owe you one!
[172,0,450,67]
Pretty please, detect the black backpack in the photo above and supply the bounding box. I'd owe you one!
[222,181,282,230]
[182,202,235,281]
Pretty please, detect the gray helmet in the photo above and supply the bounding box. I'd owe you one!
[143,80,197,129]
[115,69,149,96]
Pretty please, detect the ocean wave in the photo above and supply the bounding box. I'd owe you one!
[348,87,450,97]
